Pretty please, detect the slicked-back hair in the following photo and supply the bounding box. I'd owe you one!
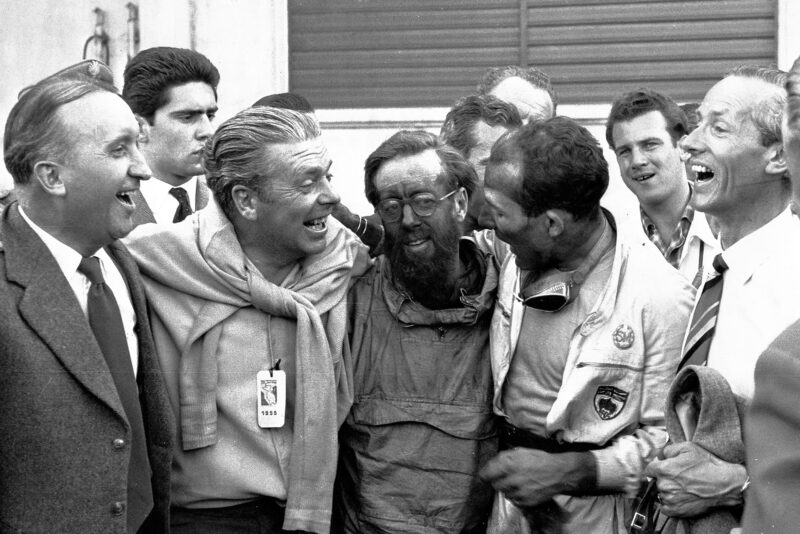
[204,107,321,220]
[252,92,315,112]
[725,64,787,147]
[440,94,522,157]
[364,130,478,207]
[123,47,219,123]
[476,65,558,114]
[786,56,800,140]
[489,116,608,221]
[605,88,688,148]
[4,78,110,185]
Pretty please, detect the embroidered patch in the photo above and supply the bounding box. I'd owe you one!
[612,324,635,349]
[594,385,629,420]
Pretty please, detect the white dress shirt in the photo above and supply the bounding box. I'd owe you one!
[699,208,800,400]
[678,209,719,287]
[139,175,198,224]
[19,208,139,375]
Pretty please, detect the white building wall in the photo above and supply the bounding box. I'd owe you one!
[2,0,799,213]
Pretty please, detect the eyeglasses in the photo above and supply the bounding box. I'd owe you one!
[376,189,459,223]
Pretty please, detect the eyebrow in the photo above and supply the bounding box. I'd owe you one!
[169,105,218,116]
[103,128,139,148]
[299,159,333,177]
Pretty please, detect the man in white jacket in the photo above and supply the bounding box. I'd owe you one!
[479,117,694,534]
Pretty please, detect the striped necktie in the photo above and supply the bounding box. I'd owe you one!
[678,254,729,370]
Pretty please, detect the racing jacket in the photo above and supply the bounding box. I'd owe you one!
[490,213,694,533]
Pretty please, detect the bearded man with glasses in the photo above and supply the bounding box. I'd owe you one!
[478,117,694,534]
[334,130,504,533]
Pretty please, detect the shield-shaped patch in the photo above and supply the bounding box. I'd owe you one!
[593,385,629,420]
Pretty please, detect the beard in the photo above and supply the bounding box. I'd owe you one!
[385,220,462,308]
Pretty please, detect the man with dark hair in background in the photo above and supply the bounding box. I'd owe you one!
[123,46,219,224]
[441,94,522,232]
[606,88,717,286]
[0,64,172,533]
[478,117,693,533]
[335,130,501,533]
[477,65,557,123]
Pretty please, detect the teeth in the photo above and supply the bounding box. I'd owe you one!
[304,217,327,231]
[116,192,133,206]
[691,164,715,181]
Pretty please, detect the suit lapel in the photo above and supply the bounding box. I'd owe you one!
[2,205,126,419]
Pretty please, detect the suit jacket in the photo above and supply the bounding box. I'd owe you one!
[130,177,211,227]
[741,318,800,534]
[0,203,174,533]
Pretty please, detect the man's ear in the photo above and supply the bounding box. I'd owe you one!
[765,142,788,177]
[543,209,566,238]
[453,186,468,222]
[32,161,66,197]
[231,185,258,220]
[136,115,151,144]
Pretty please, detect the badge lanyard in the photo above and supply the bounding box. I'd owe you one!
[257,315,286,428]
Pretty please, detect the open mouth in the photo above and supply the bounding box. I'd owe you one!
[691,164,715,183]
[303,216,328,232]
[116,191,136,208]
[631,173,655,183]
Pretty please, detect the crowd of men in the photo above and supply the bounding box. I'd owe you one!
[1,45,800,534]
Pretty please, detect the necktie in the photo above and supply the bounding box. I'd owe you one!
[77,256,153,530]
[678,254,729,370]
[170,187,193,222]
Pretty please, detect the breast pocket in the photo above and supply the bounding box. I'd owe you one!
[559,349,646,442]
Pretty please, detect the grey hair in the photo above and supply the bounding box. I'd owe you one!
[4,78,111,185]
[726,65,787,147]
[204,106,321,219]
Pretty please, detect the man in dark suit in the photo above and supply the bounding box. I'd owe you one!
[122,47,219,225]
[0,65,173,533]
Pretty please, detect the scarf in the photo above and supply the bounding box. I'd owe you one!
[126,200,361,532]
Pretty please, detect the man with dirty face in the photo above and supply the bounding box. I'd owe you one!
[335,130,501,533]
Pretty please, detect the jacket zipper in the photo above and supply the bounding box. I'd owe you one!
[576,361,643,372]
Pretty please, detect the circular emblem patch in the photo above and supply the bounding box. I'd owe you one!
[612,324,634,349]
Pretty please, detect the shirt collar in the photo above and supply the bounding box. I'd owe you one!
[721,207,799,282]
[19,206,84,280]
[18,207,115,280]
[140,175,197,210]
